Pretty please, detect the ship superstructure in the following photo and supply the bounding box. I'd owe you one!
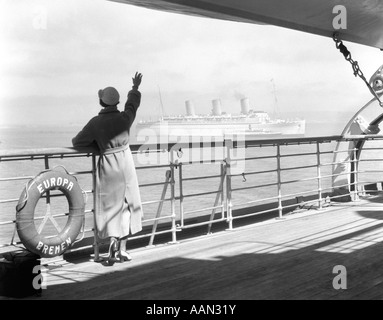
[136,98,305,137]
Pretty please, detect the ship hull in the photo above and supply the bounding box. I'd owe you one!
[136,120,306,138]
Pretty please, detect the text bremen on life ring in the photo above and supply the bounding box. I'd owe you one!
[16,169,85,258]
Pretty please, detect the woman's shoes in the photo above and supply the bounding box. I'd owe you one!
[119,250,132,262]
[105,238,132,264]
[106,239,120,265]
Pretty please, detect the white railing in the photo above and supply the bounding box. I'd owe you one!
[1,135,383,259]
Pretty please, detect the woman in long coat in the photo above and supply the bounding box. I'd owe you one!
[72,72,143,263]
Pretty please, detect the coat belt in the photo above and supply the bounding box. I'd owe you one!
[101,144,130,155]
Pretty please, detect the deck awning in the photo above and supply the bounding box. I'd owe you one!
[109,0,383,49]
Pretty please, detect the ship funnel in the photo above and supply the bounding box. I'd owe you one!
[212,99,222,116]
[240,98,250,115]
[185,100,196,116]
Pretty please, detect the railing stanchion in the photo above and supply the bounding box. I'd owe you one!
[353,147,360,201]
[169,151,178,244]
[179,163,184,228]
[91,154,101,262]
[225,139,233,230]
[44,155,51,205]
[316,142,323,209]
[277,144,283,219]
[44,155,50,170]
[221,162,226,222]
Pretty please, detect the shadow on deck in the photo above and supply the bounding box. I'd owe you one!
[4,197,383,300]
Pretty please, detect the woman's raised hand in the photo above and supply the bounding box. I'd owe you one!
[132,72,143,89]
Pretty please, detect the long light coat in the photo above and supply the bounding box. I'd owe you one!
[72,89,143,239]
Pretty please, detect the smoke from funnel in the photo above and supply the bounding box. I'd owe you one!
[234,90,246,100]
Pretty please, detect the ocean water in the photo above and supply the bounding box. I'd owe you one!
[0,122,343,245]
[0,120,341,150]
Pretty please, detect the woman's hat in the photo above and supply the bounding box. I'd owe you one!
[98,87,120,106]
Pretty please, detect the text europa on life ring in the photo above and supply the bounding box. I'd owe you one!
[16,169,85,258]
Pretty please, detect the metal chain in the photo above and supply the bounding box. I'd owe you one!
[333,33,383,107]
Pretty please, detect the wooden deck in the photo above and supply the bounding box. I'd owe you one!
[6,196,383,300]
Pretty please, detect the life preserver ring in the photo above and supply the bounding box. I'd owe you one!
[16,169,85,258]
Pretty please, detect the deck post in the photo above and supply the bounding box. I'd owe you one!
[276,144,284,219]
[44,155,51,205]
[225,139,233,230]
[42,155,52,231]
[316,142,323,209]
[179,163,184,228]
[352,147,360,201]
[220,163,226,224]
[169,151,178,244]
[44,155,50,170]
[91,154,101,262]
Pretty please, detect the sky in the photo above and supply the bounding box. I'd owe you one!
[0,0,382,134]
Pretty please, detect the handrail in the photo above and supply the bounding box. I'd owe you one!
[0,147,97,158]
[0,135,343,158]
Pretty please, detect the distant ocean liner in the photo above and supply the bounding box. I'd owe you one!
[136,98,306,138]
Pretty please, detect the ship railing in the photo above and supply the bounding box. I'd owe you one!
[224,137,352,228]
[2,135,383,259]
[0,148,97,254]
